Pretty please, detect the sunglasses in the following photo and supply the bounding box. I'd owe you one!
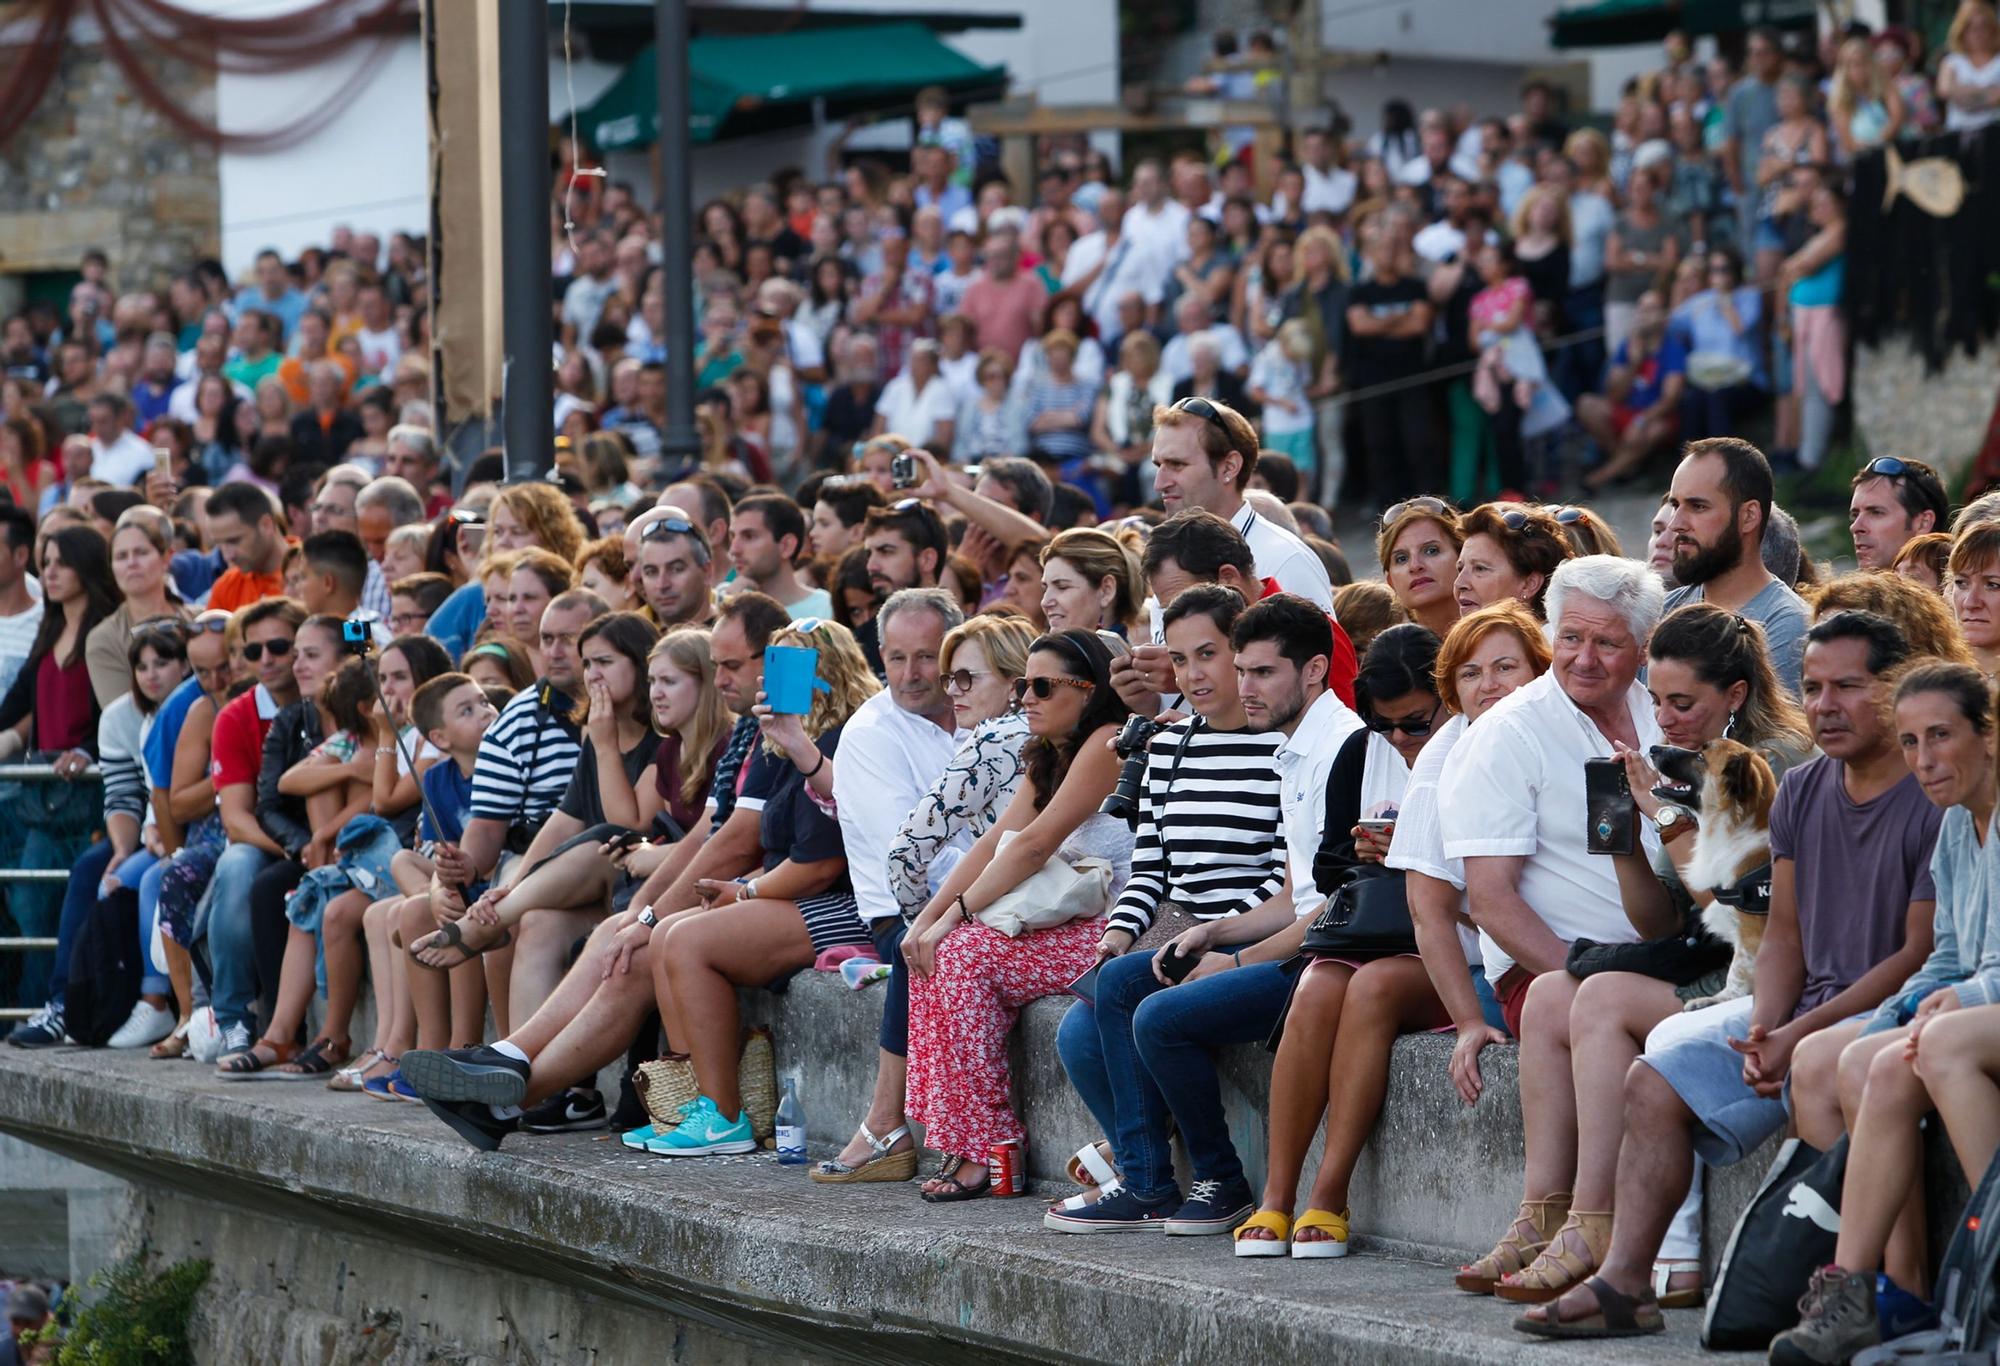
[1863,456,1913,479]
[1012,675,1094,702]
[1549,506,1586,525]
[1380,496,1450,527]
[187,616,230,634]
[1172,395,1233,442]
[1499,509,1557,535]
[641,515,710,564]
[944,668,991,693]
[1365,705,1440,738]
[242,638,293,662]
[447,508,485,526]
[890,497,926,513]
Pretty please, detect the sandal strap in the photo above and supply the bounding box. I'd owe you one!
[1651,1260,1702,1298]
[858,1122,911,1157]
[1579,1275,1654,1332]
[1509,1212,1613,1291]
[1294,1208,1350,1238]
[1234,1209,1292,1242]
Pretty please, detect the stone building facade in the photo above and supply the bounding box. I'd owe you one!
[0,35,221,300]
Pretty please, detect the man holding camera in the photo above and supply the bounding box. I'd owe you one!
[1050,583,1288,1236]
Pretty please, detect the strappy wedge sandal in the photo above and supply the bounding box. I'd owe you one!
[1290,1207,1351,1260]
[1232,1209,1292,1258]
[1454,1193,1570,1293]
[808,1122,917,1184]
[1651,1259,1704,1310]
[1495,1209,1613,1303]
[216,1038,301,1080]
[149,1020,190,1060]
[1513,1275,1664,1339]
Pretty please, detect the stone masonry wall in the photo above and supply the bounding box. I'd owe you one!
[0,34,220,289]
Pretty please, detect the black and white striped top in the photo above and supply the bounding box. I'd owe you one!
[1108,717,1287,939]
[468,680,582,830]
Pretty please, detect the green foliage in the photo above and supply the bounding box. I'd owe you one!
[24,1254,210,1366]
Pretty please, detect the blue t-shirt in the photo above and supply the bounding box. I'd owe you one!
[419,758,476,844]
[1613,333,1688,412]
[142,675,205,789]
[427,581,489,662]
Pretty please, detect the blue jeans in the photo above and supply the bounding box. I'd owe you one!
[1056,952,1293,1200]
[137,857,169,997]
[204,842,276,1032]
[47,842,116,1010]
[870,919,908,1057]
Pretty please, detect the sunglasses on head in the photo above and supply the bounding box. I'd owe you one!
[1012,675,1094,701]
[1863,456,1912,480]
[1172,395,1234,442]
[447,508,484,526]
[1499,509,1556,535]
[1365,705,1439,738]
[1380,495,1450,527]
[890,497,926,513]
[242,638,293,662]
[187,616,230,634]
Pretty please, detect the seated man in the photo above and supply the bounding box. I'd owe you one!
[397,589,606,1037]
[1519,610,1942,1340]
[1576,290,1686,491]
[399,593,792,1151]
[1049,585,1288,1234]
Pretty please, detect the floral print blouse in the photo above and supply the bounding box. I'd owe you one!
[887,710,1030,920]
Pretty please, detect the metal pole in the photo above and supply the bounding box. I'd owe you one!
[656,0,700,466]
[498,0,553,482]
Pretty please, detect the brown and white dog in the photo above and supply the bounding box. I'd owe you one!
[1649,739,1778,1013]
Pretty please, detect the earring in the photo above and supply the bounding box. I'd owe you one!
[1724,709,1738,739]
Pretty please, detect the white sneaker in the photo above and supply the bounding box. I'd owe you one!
[107,1000,177,1049]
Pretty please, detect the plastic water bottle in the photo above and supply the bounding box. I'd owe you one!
[774,1077,807,1165]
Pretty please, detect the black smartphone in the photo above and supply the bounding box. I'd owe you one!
[1066,962,1101,1006]
[1584,756,1637,856]
[1158,943,1199,984]
[602,830,644,854]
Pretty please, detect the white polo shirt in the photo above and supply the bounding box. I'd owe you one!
[1385,711,1481,965]
[1233,503,1334,613]
[830,689,962,930]
[1440,670,1662,985]
[1275,688,1365,921]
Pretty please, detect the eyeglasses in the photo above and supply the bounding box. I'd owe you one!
[1364,703,1440,738]
[641,515,710,565]
[1012,675,1094,702]
[1380,496,1450,527]
[389,612,428,632]
[310,501,354,519]
[791,617,826,634]
[447,508,485,525]
[242,638,293,662]
[187,616,230,634]
[944,668,992,693]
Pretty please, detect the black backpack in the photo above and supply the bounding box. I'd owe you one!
[63,886,142,1048]
[1856,1152,2000,1364]
[1704,1135,1852,1350]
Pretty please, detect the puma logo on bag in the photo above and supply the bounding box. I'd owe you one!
[1782,1183,1840,1234]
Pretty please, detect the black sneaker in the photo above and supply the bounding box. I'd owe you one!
[521,1088,607,1134]
[6,1004,64,1049]
[1162,1177,1256,1236]
[1043,1184,1179,1234]
[401,1045,531,1108]
[420,1097,520,1153]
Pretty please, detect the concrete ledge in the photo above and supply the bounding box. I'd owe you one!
[0,1047,1731,1365]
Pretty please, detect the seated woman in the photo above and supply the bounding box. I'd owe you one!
[1240,611,1523,1257]
[900,629,1134,1199]
[399,618,877,1154]
[1773,664,2000,1345]
[1451,503,1573,620]
[1376,497,1462,641]
[814,613,1041,1182]
[1039,528,1144,638]
[1491,605,1810,1310]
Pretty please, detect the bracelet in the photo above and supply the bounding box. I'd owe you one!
[1232,949,1242,967]
[802,749,826,779]
[743,878,760,900]
[952,892,970,919]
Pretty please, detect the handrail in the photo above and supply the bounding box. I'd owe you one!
[0,763,101,781]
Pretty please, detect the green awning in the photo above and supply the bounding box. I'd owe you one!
[577,22,1007,150]
[1549,0,1817,48]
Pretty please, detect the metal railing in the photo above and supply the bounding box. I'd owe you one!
[0,761,102,1022]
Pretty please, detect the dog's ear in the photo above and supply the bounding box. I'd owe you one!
[1720,748,1768,805]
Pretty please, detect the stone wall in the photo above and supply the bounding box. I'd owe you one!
[1851,336,2000,491]
[0,34,220,289]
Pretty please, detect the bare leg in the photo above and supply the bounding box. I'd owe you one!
[252,928,321,1059]
[400,894,452,1050]
[447,958,488,1048]
[519,963,656,1107]
[661,901,815,1117]
[1832,1039,1934,1289]
[361,896,401,1056]
[509,907,599,1026]
[511,913,638,1058]
[1791,1017,1869,1150]
[320,889,369,1045]
[1518,971,1582,1201]
[1253,961,1352,1227]
[1917,1004,2000,1188]
[1307,958,1449,1224]
[1568,973,1682,1208]
[483,938,514,1036]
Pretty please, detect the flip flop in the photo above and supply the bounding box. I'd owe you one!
[919,1159,991,1204]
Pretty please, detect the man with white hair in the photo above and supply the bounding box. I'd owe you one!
[1160,296,1248,382]
[382,424,446,515]
[1441,554,1667,1040]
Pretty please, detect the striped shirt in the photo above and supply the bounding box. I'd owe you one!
[467,679,581,831]
[1108,718,1287,939]
[707,715,758,834]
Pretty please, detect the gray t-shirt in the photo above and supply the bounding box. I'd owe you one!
[1663,576,1809,697]
[1724,78,1780,184]
[1769,755,1941,1019]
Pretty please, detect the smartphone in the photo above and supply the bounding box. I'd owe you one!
[602,830,644,854]
[1584,756,1637,856]
[764,643,822,715]
[1358,818,1396,836]
[1066,962,1101,1006]
[890,453,918,489]
[153,445,174,480]
[1158,944,1199,984]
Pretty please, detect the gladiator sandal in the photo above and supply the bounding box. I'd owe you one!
[1454,1193,1572,1294]
[1495,1209,1615,1304]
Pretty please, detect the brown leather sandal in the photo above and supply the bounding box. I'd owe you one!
[1495,1210,1613,1303]
[1455,1193,1571,1294]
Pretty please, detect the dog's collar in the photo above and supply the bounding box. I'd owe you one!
[1709,862,1773,916]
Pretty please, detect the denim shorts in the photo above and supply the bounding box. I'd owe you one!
[1638,996,1788,1167]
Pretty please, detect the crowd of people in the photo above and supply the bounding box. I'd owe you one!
[4,10,2000,1364]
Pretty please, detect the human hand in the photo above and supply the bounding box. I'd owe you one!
[465,888,504,926]
[960,524,1006,579]
[1904,989,1960,1060]
[431,841,475,887]
[905,917,956,978]
[1128,643,1177,696]
[142,825,166,858]
[303,832,335,871]
[1614,743,1666,820]
[1096,926,1135,962]
[695,877,744,908]
[1729,1022,1796,1097]
[1181,951,1234,983]
[1153,922,1214,984]
[752,692,811,761]
[52,748,91,781]
[1352,823,1394,862]
[602,917,655,979]
[909,448,954,502]
[429,878,467,927]
[1450,1023,1510,1106]
[610,840,668,880]
[584,679,618,749]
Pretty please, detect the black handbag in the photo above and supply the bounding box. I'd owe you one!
[1300,864,1416,958]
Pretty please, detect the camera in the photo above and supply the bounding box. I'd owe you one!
[340,618,373,656]
[890,453,919,489]
[1099,714,1161,827]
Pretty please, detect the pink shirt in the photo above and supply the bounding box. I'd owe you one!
[958,271,1047,362]
[1470,277,1530,334]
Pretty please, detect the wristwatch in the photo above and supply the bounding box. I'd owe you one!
[1654,805,1696,842]
[636,905,657,928]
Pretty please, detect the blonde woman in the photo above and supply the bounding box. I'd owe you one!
[1510,185,1573,341]
[1040,528,1144,637]
[1940,0,2000,133]
[428,480,588,658]
[1091,331,1176,474]
[1280,225,1349,500]
[1830,34,1905,161]
[85,506,192,705]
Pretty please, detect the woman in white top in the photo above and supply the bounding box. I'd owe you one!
[1238,619,1521,1257]
[1940,0,2000,133]
[871,340,955,450]
[1089,331,1175,478]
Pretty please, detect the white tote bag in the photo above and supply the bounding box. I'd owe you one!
[974,829,1114,938]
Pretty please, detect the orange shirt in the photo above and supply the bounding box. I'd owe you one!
[208,566,286,614]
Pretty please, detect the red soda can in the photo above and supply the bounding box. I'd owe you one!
[989,1139,1026,1197]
